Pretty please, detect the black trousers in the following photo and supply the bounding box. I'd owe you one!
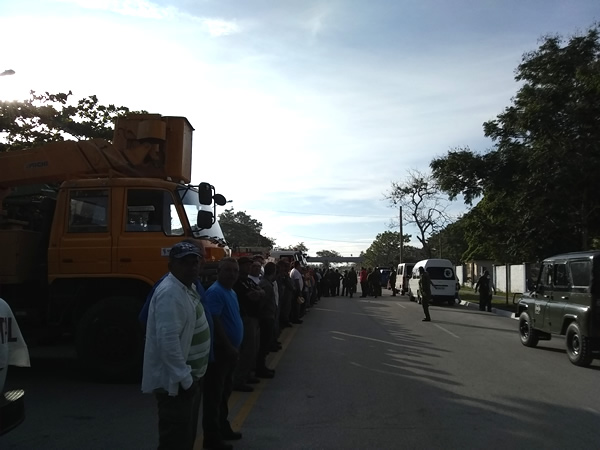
[202,358,236,443]
[155,379,202,450]
[422,295,431,320]
[257,317,275,369]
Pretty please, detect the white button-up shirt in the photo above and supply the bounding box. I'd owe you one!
[141,273,201,396]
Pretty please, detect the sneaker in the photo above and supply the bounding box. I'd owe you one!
[422,318,431,322]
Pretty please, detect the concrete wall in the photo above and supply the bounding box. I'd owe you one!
[458,262,533,294]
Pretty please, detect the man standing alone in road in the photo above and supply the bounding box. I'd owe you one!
[142,241,211,450]
[418,266,434,322]
[475,269,495,312]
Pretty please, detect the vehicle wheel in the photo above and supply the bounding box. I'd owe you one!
[401,288,405,295]
[565,322,593,367]
[76,296,145,382]
[447,298,455,306]
[519,311,539,347]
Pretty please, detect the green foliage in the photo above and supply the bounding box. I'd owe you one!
[276,242,308,253]
[427,219,470,264]
[316,249,340,257]
[219,208,275,249]
[362,231,414,268]
[431,24,600,262]
[0,91,146,151]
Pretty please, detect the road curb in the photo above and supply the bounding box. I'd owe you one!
[458,300,517,319]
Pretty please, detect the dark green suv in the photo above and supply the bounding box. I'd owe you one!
[517,251,600,367]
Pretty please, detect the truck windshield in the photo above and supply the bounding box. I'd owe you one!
[176,186,227,245]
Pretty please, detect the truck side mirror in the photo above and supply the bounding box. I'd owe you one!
[197,210,213,229]
[213,193,227,206]
[198,182,213,205]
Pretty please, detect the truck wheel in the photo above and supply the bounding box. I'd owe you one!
[447,298,455,306]
[76,297,144,382]
[565,323,593,367]
[519,311,539,347]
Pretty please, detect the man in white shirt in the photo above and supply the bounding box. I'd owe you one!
[289,261,304,324]
[142,241,211,450]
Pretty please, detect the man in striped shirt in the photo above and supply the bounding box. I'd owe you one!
[142,241,211,450]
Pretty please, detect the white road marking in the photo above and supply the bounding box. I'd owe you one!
[395,302,406,309]
[433,324,460,338]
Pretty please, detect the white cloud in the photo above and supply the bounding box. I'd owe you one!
[58,0,175,19]
[197,18,240,37]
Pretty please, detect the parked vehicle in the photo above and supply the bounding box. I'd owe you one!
[379,267,392,288]
[407,259,457,306]
[517,251,600,367]
[395,263,415,295]
[268,250,308,267]
[0,114,228,381]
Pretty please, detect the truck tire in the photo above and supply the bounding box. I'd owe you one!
[76,296,144,382]
[565,322,593,367]
[519,311,539,347]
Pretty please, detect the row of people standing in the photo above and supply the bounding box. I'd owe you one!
[141,243,313,450]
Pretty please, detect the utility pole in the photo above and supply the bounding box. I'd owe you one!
[399,206,403,264]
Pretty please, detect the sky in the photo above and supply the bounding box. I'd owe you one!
[1,0,598,257]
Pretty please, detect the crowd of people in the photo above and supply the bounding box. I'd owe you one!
[140,241,396,449]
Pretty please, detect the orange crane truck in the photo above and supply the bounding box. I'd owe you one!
[0,114,228,381]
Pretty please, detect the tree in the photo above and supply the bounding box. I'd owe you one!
[362,231,414,269]
[218,208,276,249]
[0,91,145,151]
[431,25,600,261]
[316,250,341,258]
[387,170,450,258]
[275,242,308,253]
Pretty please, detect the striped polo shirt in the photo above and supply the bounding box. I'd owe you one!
[186,290,211,380]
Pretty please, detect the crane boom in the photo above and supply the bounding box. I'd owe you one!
[0,114,194,189]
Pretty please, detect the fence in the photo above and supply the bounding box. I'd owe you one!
[456,262,540,294]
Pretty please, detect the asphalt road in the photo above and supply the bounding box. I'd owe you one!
[3,289,600,449]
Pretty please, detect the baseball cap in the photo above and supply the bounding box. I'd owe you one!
[237,256,253,265]
[169,242,201,259]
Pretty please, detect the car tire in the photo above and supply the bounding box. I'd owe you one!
[519,311,539,347]
[565,322,593,367]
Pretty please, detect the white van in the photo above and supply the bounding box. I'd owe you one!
[395,263,415,295]
[407,259,457,306]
